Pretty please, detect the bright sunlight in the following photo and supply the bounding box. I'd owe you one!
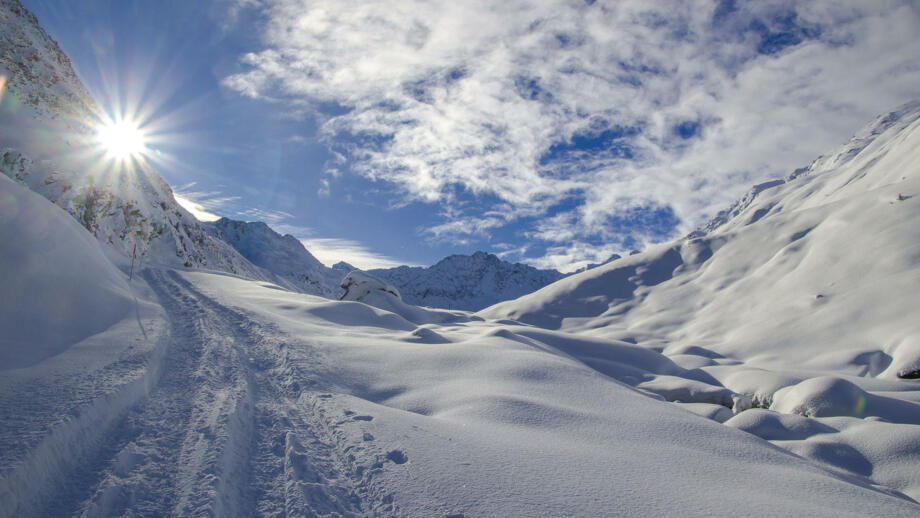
[96,119,147,161]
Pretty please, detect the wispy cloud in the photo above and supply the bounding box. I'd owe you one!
[173,193,222,222]
[301,238,416,270]
[172,188,407,269]
[225,0,920,268]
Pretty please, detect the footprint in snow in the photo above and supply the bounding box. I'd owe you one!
[386,450,408,464]
[343,410,373,421]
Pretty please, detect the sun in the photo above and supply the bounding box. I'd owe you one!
[96,119,147,161]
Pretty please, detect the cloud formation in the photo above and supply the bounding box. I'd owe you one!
[173,193,222,222]
[174,187,410,269]
[301,238,417,270]
[225,0,920,268]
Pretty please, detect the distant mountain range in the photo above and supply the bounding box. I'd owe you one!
[368,252,565,311]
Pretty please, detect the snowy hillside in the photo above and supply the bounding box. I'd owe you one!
[368,251,564,310]
[208,217,344,297]
[2,162,918,515]
[3,0,920,515]
[482,100,920,498]
[0,0,272,279]
[3,102,920,517]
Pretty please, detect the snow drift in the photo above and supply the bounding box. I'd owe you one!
[0,174,131,369]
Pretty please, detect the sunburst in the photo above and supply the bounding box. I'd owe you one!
[96,118,148,162]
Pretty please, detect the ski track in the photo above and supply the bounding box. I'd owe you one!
[2,268,400,518]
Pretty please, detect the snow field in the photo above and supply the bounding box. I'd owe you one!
[479,102,920,503]
[178,271,919,516]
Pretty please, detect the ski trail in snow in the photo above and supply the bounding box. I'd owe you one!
[37,268,398,518]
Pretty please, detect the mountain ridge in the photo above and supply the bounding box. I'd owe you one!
[368,250,565,311]
[0,0,277,282]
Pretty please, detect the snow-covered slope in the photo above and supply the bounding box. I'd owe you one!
[3,1,920,513]
[481,101,920,377]
[5,262,918,516]
[208,217,344,297]
[0,174,132,369]
[481,101,920,498]
[368,251,564,311]
[2,103,920,514]
[0,0,271,279]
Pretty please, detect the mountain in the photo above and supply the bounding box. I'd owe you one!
[480,101,920,497]
[0,0,271,280]
[368,251,565,310]
[207,217,344,297]
[481,100,920,379]
[3,1,920,514]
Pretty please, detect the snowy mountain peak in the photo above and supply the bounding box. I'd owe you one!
[332,261,358,273]
[368,251,565,311]
[209,217,344,297]
[0,0,97,123]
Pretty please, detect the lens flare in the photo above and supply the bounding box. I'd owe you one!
[96,119,147,161]
[853,394,867,416]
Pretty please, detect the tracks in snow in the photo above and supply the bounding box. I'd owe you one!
[2,269,398,517]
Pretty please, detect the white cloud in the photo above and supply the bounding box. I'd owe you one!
[301,238,416,270]
[225,0,920,269]
[522,242,627,274]
[236,207,295,225]
[172,187,406,269]
[173,193,222,221]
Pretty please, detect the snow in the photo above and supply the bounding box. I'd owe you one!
[175,271,919,516]
[0,174,132,369]
[209,217,345,297]
[0,0,278,280]
[368,251,565,311]
[3,0,920,514]
[480,100,920,502]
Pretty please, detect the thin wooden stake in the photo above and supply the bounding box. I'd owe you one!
[129,243,137,281]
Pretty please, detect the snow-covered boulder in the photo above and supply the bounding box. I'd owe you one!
[340,270,401,302]
[340,270,470,326]
[771,376,870,418]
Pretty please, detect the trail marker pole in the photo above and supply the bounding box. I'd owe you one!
[129,243,137,281]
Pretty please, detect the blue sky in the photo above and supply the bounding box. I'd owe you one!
[21,0,920,271]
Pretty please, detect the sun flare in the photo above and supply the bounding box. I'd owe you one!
[96,119,147,161]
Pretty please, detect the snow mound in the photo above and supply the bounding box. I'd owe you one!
[771,376,920,424]
[340,270,470,325]
[889,340,920,379]
[340,270,401,302]
[725,408,838,441]
[0,175,131,369]
[771,376,870,418]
